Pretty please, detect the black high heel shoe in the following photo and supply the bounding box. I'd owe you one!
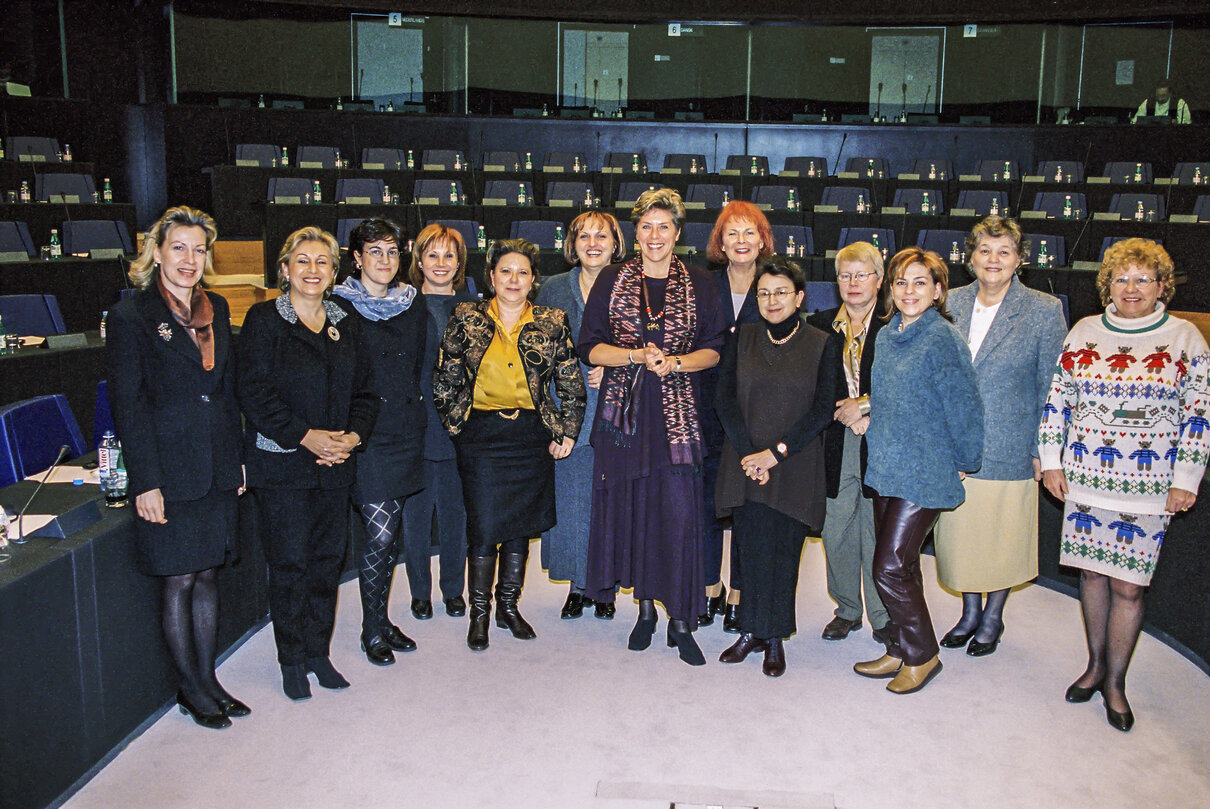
[966,624,1004,657]
[1105,702,1135,732]
[177,690,231,729]
[666,625,706,666]
[628,615,657,651]
[1065,679,1103,703]
[213,689,251,718]
[939,626,976,649]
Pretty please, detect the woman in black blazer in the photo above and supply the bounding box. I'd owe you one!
[331,218,427,666]
[237,226,378,701]
[107,205,247,729]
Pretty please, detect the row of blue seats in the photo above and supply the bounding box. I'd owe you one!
[0,391,103,487]
[0,220,134,258]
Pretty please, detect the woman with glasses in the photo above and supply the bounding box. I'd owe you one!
[714,256,837,676]
[1040,238,1209,731]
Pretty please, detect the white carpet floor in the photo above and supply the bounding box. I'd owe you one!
[61,537,1210,809]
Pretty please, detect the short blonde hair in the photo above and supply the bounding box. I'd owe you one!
[631,187,686,230]
[128,206,217,289]
[564,211,625,265]
[834,241,885,277]
[965,215,1029,268]
[408,223,467,289]
[276,226,340,293]
[1096,238,1176,306]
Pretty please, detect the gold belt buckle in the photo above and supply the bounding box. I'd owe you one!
[497,409,520,420]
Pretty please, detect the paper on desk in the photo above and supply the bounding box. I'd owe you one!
[24,467,101,485]
[2,513,55,540]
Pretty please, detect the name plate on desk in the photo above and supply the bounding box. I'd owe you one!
[235,159,260,167]
[32,498,103,539]
[1023,175,1044,183]
[273,195,301,205]
[44,333,88,349]
[881,206,907,215]
[615,199,636,208]
[0,251,29,263]
[837,171,860,179]
[89,248,124,260]
[1171,214,1199,223]
[813,204,840,213]
[755,203,772,211]
[897,173,921,181]
[49,194,81,204]
[951,208,977,217]
[343,196,372,205]
[482,198,506,206]
[958,174,981,182]
[483,165,507,172]
[1072,261,1100,272]
[1019,210,1046,219]
[660,168,683,175]
[18,153,47,163]
[298,161,325,169]
[719,169,741,177]
[779,170,800,177]
[416,197,441,206]
[427,164,447,171]
[362,162,385,170]
[543,166,566,173]
[1093,212,1120,221]
[1087,176,1111,184]
[601,167,622,174]
[549,200,573,208]
[684,201,706,210]
[1154,177,1176,186]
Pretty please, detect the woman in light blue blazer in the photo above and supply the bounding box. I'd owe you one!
[934,216,1068,656]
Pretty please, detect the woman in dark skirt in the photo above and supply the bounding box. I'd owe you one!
[433,239,586,651]
[714,257,838,676]
[238,226,379,701]
[578,188,727,666]
[331,218,427,666]
[107,205,247,729]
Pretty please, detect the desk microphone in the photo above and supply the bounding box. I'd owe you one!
[14,445,70,545]
[875,82,883,120]
[833,131,848,178]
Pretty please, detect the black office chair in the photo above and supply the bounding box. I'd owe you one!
[34,173,96,202]
[361,148,406,169]
[235,143,281,166]
[751,185,799,211]
[917,229,970,260]
[681,222,713,254]
[838,228,895,254]
[604,152,648,173]
[1101,162,1154,184]
[686,183,733,209]
[546,181,594,205]
[1036,160,1085,183]
[509,220,561,250]
[0,394,88,487]
[0,294,67,336]
[726,155,770,176]
[543,152,589,172]
[771,225,814,256]
[1024,233,1067,267]
[482,151,521,170]
[1193,195,1210,222]
[803,282,842,314]
[1031,192,1088,219]
[614,182,666,205]
[955,189,1009,217]
[783,156,828,177]
[663,154,708,174]
[421,149,467,170]
[1107,193,1166,221]
[296,146,341,169]
[334,178,387,204]
[414,179,466,204]
[974,159,1021,182]
[428,219,480,248]
[5,136,61,163]
[335,218,362,250]
[892,188,945,214]
[1098,236,1163,261]
[62,220,135,255]
[910,159,954,180]
[1172,162,1210,185]
[845,157,891,179]
[266,177,315,203]
[0,221,36,257]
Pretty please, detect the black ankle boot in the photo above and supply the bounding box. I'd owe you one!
[304,656,349,689]
[466,556,495,651]
[495,551,536,640]
[280,664,311,701]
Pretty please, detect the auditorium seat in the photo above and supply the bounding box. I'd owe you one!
[361,148,406,169]
[484,180,534,205]
[266,177,315,203]
[334,178,387,204]
[614,181,665,205]
[974,159,1021,182]
[1099,236,1162,261]
[543,152,589,172]
[414,179,466,204]
[0,394,88,487]
[686,183,733,209]
[482,151,521,170]
[1172,162,1210,185]
[771,225,813,256]
[34,173,96,203]
[664,154,708,174]
[235,143,280,166]
[421,149,467,170]
[803,282,842,314]
[892,187,946,214]
[296,146,341,169]
[428,220,480,248]
[509,220,561,249]
[62,220,135,255]
[845,157,890,179]
[751,185,799,210]
[1025,233,1067,267]
[546,181,594,205]
[783,156,828,177]
[726,155,770,176]
[1107,192,1166,221]
[681,222,713,254]
[605,152,648,173]
[820,185,875,212]
[0,294,67,336]
[917,229,969,260]
[5,136,61,163]
[955,189,1009,217]
[93,380,114,449]
[0,221,36,258]
[335,218,361,249]
[1031,191,1088,219]
[1035,160,1084,183]
[910,159,953,180]
[1192,195,1210,222]
[1101,161,1154,184]
[838,228,895,255]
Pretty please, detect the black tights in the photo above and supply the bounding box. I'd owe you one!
[638,598,694,635]
[162,567,224,710]
[358,499,403,634]
[1073,570,1145,714]
[950,589,1011,643]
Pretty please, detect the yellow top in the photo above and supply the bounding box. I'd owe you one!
[830,304,873,414]
[472,299,536,411]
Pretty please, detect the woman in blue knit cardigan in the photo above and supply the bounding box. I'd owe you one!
[853,247,984,694]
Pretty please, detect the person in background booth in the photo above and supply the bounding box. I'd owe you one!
[1132,80,1191,124]
[108,205,247,729]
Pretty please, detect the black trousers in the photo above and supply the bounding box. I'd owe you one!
[253,487,349,665]
[400,458,467,599]
[872,496,940,667]
[732,502,807,639]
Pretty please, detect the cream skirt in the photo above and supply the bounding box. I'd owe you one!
[934,477,1038,592]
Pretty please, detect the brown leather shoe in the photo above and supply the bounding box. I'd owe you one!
[719,632,767,663]
[762,638,786,677]
[853,653,903,678]
[822,616,862,640]
[887,656,943,694]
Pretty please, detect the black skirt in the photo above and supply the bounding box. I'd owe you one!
[133,485,238,576]
[453,408,555,550]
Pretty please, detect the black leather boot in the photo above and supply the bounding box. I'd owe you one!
[466,556,496,651]
[495,551,537,640]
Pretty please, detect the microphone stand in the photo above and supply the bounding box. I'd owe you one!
[875,82,883,122]
[14,445,70,544]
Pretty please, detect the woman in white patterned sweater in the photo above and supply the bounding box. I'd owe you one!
[1039,238,1210,732]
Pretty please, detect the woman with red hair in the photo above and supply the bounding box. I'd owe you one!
[699,201,776,630]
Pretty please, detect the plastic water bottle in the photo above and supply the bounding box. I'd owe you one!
[866,159,875,179]
[1037,240,1050,267]
[63,143,73,162]
[1135,201,1145,221]
[1002,161,1011,181]
[583,187,594,207]
[1133,163,1143,183]
[517,184,527,205]
[1063,195,1073,219]
[476,226,487,250]
[334,147,342,169]
[312,180,322,204]
[336,96,343,111]
[632,154,640,173]
[100,310,108,341]
[856,194,866,214]
[928,163,937,180]
[721,189,731,205]
[19,181,30,203]
[1194,167,1203,185]
[807,163,817,178]
[524,152,532,170]
[448,182,458,204]
[454,154,463,171]
[989,197,1000,216]
[787,188,797,211]
[870,232,881,251]
[0,314,7,356]
[921,192,931,214]
[102,178,113,203]
[381,183,390,204]
[541,103,549,117]
[281,146,289,167]
[99,431,117,495]
[406,150,414,169]
[258,94,265,108]
[690,158,698,175]
[49,228,62,259]
[573,156,582,173]
[1055,165,1064,183]
[104,440,128,507]
[751,156,759,175]
[554,225,565,250]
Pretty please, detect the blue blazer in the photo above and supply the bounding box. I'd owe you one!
[949,278,1068,480]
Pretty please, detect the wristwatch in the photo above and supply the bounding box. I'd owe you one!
[772,442,788,461]
[674,356,683,370]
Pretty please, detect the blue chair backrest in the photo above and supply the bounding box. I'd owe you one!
[414,179,465,203]
[1099,236,1162,261]
[335,218,362,250]
[0,294,66,335]
[974,159,1020,181]
[266,177,314,202]
[726,155,770,175]
[1107,193,1165,221]
[296,146,340,169]
[429,219,479,247]
[1025,233,1068,267]
[664,154,708,173]
[820,186,874,212]
[911,159,953,179]
[955,189,1008,217]
[543,152,588,171]
[35,173,95,202]
[1172,162,1210,184]
[803,282,842,314]
[235,143,279,166]
[892,187,946,214]
[751,185,797,209]
[771,225,813,256]
[6,136,61,163]
[1193,195,1210,222]
[1032,192,1088,219]
[681,222,713,254]
[361,147,406,169]
[509,220,561,249]
[334,178,386,204]
[93,379,114,449]
[422,149,466,170]
[0,221,36,257]
[546,181,594,204]
[482,151,521,169]
[845,157,890,178]
[1101,161,1154,184]
[62,220,135,255]
[619,221,635,251]
[687,183,733,209]
[615,181,665,204]
[484,180,533,205]
[917,229,970,258]
[783,156,828,176]
[838,228,895,254]
[605,152,647,171]
[1054,293,1071,327]
[0,394,87,487]
[1036,160,1085,182]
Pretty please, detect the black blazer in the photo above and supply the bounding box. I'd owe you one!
[332,293,427,504]
[236,295,379,491]
[702,266,762,449]
[106,286,243,501]
[807,306,885,499]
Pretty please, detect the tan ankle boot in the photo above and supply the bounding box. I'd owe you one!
[887,655,943,694]
[854,653,903,678]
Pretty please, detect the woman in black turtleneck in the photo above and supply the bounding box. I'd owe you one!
[714,256,840,676]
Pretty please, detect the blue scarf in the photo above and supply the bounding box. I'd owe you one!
[332,277,417,321]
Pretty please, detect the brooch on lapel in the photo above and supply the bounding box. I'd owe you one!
[327,325,341,341]
[157,323,173,342]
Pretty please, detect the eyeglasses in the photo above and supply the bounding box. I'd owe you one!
[364,247,400,260]
[1110,276,1158,289]
[837,271,876,283]
[756,289,796,300]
